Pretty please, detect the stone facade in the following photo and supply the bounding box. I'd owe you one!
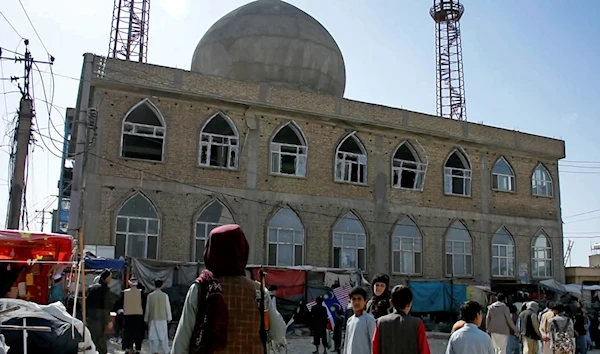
[78,56,566,284]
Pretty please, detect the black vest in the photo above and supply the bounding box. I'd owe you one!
[519,309,540,340]
[376,311,421,354]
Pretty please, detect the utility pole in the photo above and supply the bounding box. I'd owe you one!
[67,53,94,238]
[35,209,47,232]
[1,40,54,230]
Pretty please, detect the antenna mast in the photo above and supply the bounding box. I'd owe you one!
[430,0,467,121]
[108,0,151,62]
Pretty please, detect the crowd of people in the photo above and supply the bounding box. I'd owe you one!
[310,273,594,354]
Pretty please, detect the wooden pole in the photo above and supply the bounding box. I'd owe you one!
[78,228,87,341]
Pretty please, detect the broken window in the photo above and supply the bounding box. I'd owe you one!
[392,142,426,190]
[121,99,166,162]
[194,200,234,262]
[199,113,239,169]
[267,207,304,266]
[532,164,553,197]
[335,134,367,184]
[444,149,472,196]
[270,122,307,177]
[492,157,516,192]
[332,211,366,270]
[115,193,160,259]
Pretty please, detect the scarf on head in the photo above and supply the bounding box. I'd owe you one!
[369,274,390,318]
[189,224,250,354]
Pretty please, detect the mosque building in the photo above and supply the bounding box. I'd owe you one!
[72,0,565,284]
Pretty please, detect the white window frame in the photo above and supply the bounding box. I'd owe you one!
[445,221,473,277]
[333,231,367,270]
[193,201,233,262]
[392,142,427,191]
[491,228,515,277]
[270,122,308,177]
[116,215,160,259]
[531,233,553,278]
[492,157,516,192]
[392,235,422,275]
[267,227,304,266]
[532,164,553,197]
[270,143,307,177]
[444,150,472,197]
[334,134,368,185]
[120,98,166,162]
[199,113,239,170]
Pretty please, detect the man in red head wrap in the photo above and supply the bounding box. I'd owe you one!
[171,224,286,354]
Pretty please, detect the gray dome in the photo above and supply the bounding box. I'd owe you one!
[191,0,346,97]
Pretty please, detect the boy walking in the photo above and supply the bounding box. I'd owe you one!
[344,287,376,354]
[332,309,345,353]
[372,285,431,354]
[445,301,494,354]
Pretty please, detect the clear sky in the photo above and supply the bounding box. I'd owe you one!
[0,0,599,268]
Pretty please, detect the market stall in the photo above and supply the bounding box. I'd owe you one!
[0,230,74,304]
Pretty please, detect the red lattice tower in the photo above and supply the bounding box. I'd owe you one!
[430,0,467,121]
[108,0,150,62]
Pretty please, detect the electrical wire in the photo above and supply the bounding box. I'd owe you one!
[17,0,50,55]
[0,11,24,39]
[72,149,600,240]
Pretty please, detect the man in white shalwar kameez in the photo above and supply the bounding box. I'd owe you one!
[145,278,172,354]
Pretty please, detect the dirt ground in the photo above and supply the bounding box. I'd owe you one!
[106,333,450,354]
[106,334,600,354]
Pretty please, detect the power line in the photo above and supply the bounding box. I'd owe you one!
[563,209,600,219]
[82,150,600,240]
[0,11,24,39]
[17,0,50,55]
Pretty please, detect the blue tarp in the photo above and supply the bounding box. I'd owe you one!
[409,281,467,313]
[84,257,125,270]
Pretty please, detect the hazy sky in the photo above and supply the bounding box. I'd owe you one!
[0,0,599,267]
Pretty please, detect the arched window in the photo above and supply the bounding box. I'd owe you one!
[333,211,366,270]
[334,133,367,184]
[270,122,308,177]
[194,200,234,262]
[444,149,472,196]
[392,142,426,190]
[445,221,472,276]
[532,232,553,278]
[267,208,305,266]
[121,99,166,162]
[199,112,239,169]
[491,227,515,277]
[391,217,422,275]
[115,193,160,259]
[532,164,553,197]
[492,157,515,192]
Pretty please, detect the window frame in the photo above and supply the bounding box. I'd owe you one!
[391,217,423,275]
[444,221,473,277]
[531,164,554,198]
[443,149,472,197]
[192,200,234,262]
[391,141,427,191]
[531,232,553,279]
[491,227,516,278]
[198,112,240,170]
[120,98,167,162]
[332,212,367,271]
[269,122,308,178]
[267,227,305,266]
[334,133,368,185]
[115,193,160,260]
[491,157,516,193]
